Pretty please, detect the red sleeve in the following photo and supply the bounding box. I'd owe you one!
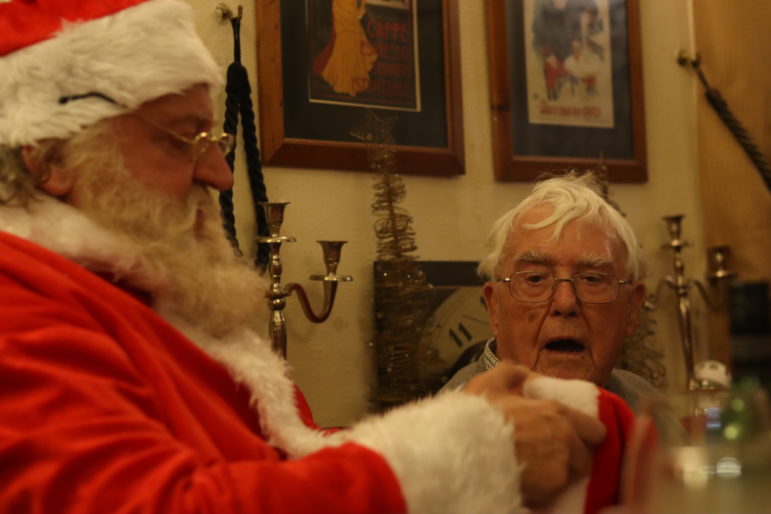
[0,234,406,514]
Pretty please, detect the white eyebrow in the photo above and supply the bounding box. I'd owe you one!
[164,115,212,130]
[514,250,552,266]
[512,251,614,271]
[575,254,614,269]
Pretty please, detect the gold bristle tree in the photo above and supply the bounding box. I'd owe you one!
[352,111,441,411]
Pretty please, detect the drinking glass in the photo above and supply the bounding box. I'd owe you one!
[621,385,771,514]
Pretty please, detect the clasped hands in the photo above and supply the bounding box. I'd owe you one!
[465,363,606,510]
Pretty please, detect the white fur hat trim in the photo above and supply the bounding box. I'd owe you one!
[0,0,222,146]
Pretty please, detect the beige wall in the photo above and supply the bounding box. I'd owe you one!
[188,1,714,427]
[693,1,771,363]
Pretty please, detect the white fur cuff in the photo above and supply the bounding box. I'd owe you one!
[345,391,522,514]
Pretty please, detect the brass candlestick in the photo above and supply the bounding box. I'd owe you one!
[654,214,736,390]
[256,202,353,358]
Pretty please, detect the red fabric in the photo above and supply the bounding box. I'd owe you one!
[0,231,406,514]
[0,0,149,56]
[583,389,636,514]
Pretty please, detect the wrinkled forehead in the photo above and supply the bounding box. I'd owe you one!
[514,203,556,228]
[133,83,214,119]
[504,206,628,269]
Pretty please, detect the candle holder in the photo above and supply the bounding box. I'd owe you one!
[653,214,737,390]
[256,202,353,358]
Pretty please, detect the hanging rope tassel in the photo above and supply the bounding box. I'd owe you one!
[678,53,771,193]
[219,62,241,253]
[219,6,271,269]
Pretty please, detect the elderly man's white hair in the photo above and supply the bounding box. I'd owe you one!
[477,172,646,282]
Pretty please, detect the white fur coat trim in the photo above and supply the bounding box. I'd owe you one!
[171,315,523,514]
[0,0,222,146]
[2,198,524,513]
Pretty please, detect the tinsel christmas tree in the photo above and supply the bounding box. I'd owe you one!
[352,111,442,411]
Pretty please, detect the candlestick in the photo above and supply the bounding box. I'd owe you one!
[256,202,352,358]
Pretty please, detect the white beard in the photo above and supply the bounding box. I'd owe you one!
[66,135,269,339]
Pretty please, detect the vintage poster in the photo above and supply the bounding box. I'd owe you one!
[523,0,614,128]
[307,0,421,111]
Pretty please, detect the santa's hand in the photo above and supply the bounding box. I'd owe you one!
[465,363,606,509]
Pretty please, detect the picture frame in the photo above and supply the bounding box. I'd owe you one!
[486,0,647,182]
[256,0,465,176]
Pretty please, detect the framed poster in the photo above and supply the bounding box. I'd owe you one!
[487,0,647,182]
[256,0,465,175]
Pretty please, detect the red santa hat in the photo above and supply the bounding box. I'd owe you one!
[0,0,222,147]
[523,376,636,514]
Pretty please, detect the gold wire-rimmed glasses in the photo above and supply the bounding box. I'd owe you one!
[496,271,632,304]
[56,91,237,162]
[131,112,236,162]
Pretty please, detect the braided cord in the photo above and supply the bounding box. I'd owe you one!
[687,57,771,192]
[219,63,242,254]
[704,86,771,191]
[234,62,270,269]
[218,14,271,268]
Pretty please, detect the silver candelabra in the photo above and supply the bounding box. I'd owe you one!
[256,202,353,358]
[654,214,736,389]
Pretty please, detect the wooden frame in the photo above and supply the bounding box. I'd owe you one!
[256,0,464,176]
[487,0,647,182]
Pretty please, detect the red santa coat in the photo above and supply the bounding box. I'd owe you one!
[0,198,525,514]
[0,231,406,513]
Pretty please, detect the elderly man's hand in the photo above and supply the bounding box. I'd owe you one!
[465,362,606,509]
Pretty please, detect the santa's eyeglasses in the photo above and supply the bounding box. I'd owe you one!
[59,92,235,162]
[129,112,235,161]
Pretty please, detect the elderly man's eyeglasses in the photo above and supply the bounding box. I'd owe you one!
[131,113,236,162]
[497,271,632,304]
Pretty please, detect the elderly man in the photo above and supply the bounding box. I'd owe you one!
[0,1,608,513]
[443,173,658,409]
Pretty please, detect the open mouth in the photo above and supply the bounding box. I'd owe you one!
[544,339,585,353]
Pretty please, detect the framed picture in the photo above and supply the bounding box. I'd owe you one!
[256,0,465,175]
[487,0,647,182]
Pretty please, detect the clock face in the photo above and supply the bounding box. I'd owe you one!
[427,286,493,369]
